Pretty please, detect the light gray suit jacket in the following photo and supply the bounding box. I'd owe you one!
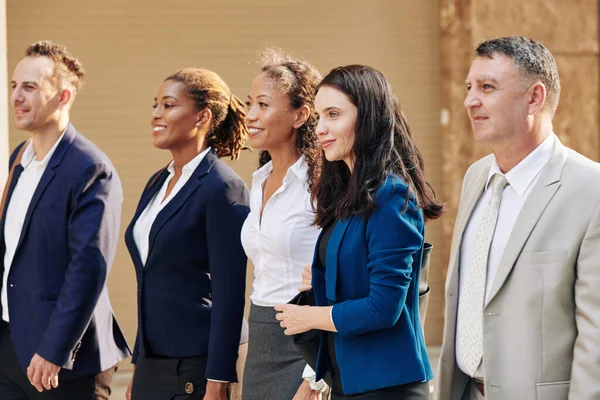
[437,139,600,400]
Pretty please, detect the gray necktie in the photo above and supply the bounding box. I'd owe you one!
[457,173,508,376]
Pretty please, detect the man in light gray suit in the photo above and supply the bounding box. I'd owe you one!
[437,36,600,400]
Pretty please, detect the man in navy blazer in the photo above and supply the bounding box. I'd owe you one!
[0,41,130,399]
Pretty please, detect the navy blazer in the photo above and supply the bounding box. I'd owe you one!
[312,176,433,395]
[125,150,249,382]
[0,124,131,379]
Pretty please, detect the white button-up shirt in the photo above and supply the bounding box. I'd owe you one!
[133,147,211,266]
[456,133,556,377]
[241,155,320,307]
[2,132,66,322]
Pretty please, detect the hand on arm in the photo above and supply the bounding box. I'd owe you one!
[274,304,336,335]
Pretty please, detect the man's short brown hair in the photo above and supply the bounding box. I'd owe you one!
[25,40,85,92]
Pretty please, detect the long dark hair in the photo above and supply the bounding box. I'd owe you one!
[313,65,444,226]
[166,68,248,160]
[257,48,322,191]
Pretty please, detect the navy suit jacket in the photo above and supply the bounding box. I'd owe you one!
[125,150,249,382]
[0,124,131,379]
[312,176,433,395]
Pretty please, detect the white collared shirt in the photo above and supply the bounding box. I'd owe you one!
[241,155,321,307]
[133,147,211,266]
[456,133,556,376]
[2,131,66,322]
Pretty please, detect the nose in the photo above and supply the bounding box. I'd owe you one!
[315,118,327,136]
[151,104,162,120]
[463,90,481,110]
[11,87,23,106]
[245,104,257,123]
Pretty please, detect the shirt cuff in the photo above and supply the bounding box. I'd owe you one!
[302,364,316,379]
[330,306,337,330]
[207,379,229,383]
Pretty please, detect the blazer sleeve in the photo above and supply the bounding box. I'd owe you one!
[569,199,600,398]
[204,178,250,382]
[36,160,122,367]
[332,184,424,337]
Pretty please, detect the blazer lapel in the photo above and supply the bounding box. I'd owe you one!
[15,125,77,254]
[146,151,217,259]
[125,168,169,271]
[446,161,491,286]
[325,218,352,302]
[0,165,24,257]
[485,140,567,307]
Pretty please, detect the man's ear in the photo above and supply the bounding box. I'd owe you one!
[57,87,74,109]
[527,81,547,116]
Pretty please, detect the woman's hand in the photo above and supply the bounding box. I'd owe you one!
[292,380,322,400]
[125,366,135,400]
[298,264,312,292]
[274,304,314,335]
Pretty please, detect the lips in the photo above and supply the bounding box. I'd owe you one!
[320,139,336,149]
[248,127,264,137]
[14,109,29,117]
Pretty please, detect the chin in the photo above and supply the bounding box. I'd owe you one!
[248,135,266,149]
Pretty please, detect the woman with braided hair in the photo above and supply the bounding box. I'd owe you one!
[241,49,326,400]
[124,68,250,400]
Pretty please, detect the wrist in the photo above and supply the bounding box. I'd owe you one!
[206,380,227,394]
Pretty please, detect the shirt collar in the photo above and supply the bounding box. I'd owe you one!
[21,128,68,170]
[166,146,212,176]
[486,133,556,196]
[252,154,308,185]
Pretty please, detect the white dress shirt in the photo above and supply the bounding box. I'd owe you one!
[456,133,556,376]
[2,132,66,322]
[241,155,320,379]
[133,147,211,266]
[241,155,320,306]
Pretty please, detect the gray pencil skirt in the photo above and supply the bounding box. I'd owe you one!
[242,304,306,400]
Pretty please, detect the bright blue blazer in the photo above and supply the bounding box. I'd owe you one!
[312,175,433,395]
[124,150,249,382]
[0,124,131,379]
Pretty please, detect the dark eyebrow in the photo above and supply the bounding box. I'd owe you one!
[322,106,341,112]
[153,96,179,102]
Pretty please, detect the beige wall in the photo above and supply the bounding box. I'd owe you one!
[0,0,7,187]
[6,0,446,357]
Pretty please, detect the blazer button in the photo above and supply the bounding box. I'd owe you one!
[185,382,194,394]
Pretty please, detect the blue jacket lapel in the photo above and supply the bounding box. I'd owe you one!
[326,218,352,301]
[146,151,218,260]
[15,124,77,255]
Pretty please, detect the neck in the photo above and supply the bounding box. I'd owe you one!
[267,145,301,179]
[492,120,552,173]
[29,116,69,161]
[170,141,209,175]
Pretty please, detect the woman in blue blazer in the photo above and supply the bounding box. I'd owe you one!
[124,68,250,400]
[275,65,444,399]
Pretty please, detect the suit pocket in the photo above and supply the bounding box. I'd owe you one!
[519,250,567,265]
[536,381,569,399]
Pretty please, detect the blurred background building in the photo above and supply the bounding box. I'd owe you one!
[0,0,597,381]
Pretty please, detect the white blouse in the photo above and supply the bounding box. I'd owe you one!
[241,155,321,307]
[133,147,211,265]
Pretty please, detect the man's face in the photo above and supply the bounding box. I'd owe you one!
[464,53,531,145]
[10,56,62,133]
